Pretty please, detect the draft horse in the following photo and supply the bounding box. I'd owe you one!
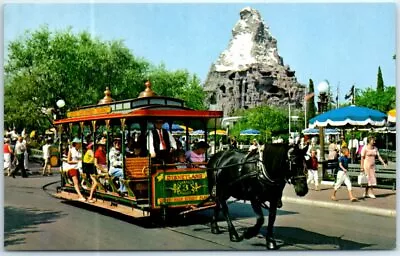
[206,143,308,250]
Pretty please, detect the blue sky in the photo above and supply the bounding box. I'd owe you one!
[3,2,396,102]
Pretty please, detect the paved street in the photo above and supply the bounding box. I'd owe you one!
[3,163,397,251]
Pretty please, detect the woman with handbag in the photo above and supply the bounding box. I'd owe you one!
[360,136,387,199]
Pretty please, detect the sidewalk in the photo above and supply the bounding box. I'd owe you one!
[282,181,396,217]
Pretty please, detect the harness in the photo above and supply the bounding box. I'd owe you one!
[211,152,285,188]
[209,148,308,189]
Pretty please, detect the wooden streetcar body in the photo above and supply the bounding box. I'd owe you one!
[53,82,222,220]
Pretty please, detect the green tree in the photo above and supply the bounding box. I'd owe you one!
[148,64,206,110]
[306,79,317,125]
[376,66,384,92]
[5,26,206,132]
[355,86,395,113]
[5,26,149,131]
[230,106,288,142]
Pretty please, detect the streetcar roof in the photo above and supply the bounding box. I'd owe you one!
[54,82,222,125]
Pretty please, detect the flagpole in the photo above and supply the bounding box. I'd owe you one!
[336,82,339,109]
[304,87,307,130]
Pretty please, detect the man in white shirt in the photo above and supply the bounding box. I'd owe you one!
[12,136,28,178]
[148,120,177,164]
[348,134,359,163]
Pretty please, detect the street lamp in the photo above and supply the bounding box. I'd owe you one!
[317,81,329,179]
[56,99,66,109]
[54,99,66,120]
[291,115,299,143]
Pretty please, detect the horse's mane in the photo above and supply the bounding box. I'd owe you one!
[262,143,289,177]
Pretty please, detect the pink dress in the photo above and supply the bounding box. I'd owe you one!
[361,146,379,186]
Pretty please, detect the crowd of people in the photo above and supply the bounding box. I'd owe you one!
[3,128,32,178]
[298,133,388,201]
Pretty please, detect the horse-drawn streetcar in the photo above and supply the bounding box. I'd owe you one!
[53,81,309,249]
[53,81,222,220]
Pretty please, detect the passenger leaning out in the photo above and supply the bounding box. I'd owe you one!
[66,137,86,201]
[109,138,127,195]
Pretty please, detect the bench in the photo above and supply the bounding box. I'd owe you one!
[29,149,44,165]
[347,164,396,190]
[121,157,151,199]
[379,149,396,163]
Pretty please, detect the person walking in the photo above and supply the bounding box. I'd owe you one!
[42,138,53,176]
[11,136,28,178]
[4,138,13,177]
[360,136,387,199]
[331,147,357,202]
[66,137,86,201]
[306,149,320,191]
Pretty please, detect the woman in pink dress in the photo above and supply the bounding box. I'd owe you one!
[360,136,387,198]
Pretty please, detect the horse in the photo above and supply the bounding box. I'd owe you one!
[206,143,309,250]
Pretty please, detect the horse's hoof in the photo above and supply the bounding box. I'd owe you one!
[211,223,221,234]
[266,239,277,250]
[230,235,243,242]
[211,228,221,234]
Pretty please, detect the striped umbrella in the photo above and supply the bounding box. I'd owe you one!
[191,130,205,136]
[179,125,193,132]
[209,129,227,136]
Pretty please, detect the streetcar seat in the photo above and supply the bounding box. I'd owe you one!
[125,157,150,180]
[121,157,150,198]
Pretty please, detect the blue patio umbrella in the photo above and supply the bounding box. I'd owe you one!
[309,105,387,128]
[240,129,260,136]
[161,123,184,132]
[302,128,340,135]
[191,130,205,136]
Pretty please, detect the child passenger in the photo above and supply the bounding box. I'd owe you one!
[331,147,358,202]
[175,150,189,169]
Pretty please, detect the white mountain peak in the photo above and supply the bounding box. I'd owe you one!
[214,7,281,72]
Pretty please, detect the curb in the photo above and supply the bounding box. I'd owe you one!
[281,196,396,218]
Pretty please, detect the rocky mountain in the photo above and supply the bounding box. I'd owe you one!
[203,7,305,116]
